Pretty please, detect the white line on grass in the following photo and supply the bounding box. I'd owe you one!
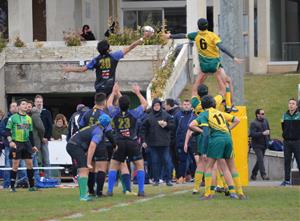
[65,213,84,219]
[57,189,189,220]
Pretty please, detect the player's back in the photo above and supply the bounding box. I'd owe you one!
[194,30,221,58]
[202,107,234,135]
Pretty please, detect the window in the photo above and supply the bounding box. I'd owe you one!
[124,10,162,29]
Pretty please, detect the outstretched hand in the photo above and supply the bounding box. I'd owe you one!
[62,65,72,73]
[131,83,141,94]
[161,33,171,41]
[234,57,244,64]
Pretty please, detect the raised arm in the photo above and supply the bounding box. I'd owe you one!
[107,82,120,108]
[132,83,147,110]
[63,65,88,73]
[216,43,243,64]
[122,38,143,56]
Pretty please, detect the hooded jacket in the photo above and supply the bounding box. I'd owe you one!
[141,99,175,147]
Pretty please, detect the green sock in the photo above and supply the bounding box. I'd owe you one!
[210,185,216,195]
[228,185,236,194]
[78,176,88,198]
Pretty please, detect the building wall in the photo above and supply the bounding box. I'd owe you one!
[0,51,6,112]
[8,0,33,42]
[46,0,107,41]
[4,44,169,94]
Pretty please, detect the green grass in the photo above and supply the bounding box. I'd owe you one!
[0,185,299,220]
[180,73,300,139]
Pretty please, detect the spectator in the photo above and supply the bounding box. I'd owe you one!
[80,24,96,41]
[0,109,4,121]
[249,109,270,180]
[67,104,89,141]
[141,98,175,186]
[174,99,197,183]
[34,95,52,177]
[281,98,300,186]
[0,102,17,188]
[164,98,180,181]
[51,114,68,140]
[27,101,44,179]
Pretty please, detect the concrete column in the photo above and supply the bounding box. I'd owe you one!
[248,0,270,74]
[0,52,6,112]
[98,0,110,39]
[46,0,77,41]
[213,0,220,35]
[187,0,206,76]
[8,0,33,42]
[219,0,245,104]
[187,0,206,33]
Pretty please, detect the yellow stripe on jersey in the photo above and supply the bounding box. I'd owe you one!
[195,30,222,58]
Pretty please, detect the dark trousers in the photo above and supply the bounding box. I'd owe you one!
[252,147,267,177]
[283,140,300,181]
[150,146,172,183]
[176,147,187,178]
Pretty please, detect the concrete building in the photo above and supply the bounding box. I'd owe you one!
[0,0,299,114]
[1,0,299,73]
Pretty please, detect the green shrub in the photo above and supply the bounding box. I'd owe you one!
[0,34,6,52]
[14,36,26,47]
[107,17,168,46]
[63,31,81,46]
[150,51,175,98]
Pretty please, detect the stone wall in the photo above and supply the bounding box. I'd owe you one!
[248,150,284,180]
[4,44,168,94]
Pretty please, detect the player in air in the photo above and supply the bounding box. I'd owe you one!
[106,82,148,197]
[163,18,243,112]
[63,30,154,95]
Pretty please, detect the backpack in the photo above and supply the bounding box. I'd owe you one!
[268,139,283,151]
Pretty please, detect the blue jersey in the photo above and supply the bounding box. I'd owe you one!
[69,124,105,151]
[108,105,144,140]
[86,50,124,92]
[79,107,112,132]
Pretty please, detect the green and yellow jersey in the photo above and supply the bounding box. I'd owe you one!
[191,94,225,116]
[187,30,222,59]
[6,113,33,142]
[193,107,235,136]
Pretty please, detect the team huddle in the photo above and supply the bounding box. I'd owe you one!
[5,18,246,201]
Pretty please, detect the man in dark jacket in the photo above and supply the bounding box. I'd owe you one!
[174,99,197,183]
[249,109,270,180]
[281,98,300,186]
[165,98,181,180]
[27,101,45,180]
[0,102,17,188]
[34,95,52,177]
[141,98,175,186]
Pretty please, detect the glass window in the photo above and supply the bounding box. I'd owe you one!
[138,10,162,27]
[124,11,138,29]
[164,7,186,33]
[0,0,8,39]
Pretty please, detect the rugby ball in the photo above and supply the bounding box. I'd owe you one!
[142,26,155,37]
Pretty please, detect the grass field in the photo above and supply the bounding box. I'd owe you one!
[0,185,299,221]
[180,73,300,139]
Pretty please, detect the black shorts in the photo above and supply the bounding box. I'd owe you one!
[106,142,113,161]
[112,139,143,162]
[66,143,87,168]
[93,143,108,161]
[10,141,33,160]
